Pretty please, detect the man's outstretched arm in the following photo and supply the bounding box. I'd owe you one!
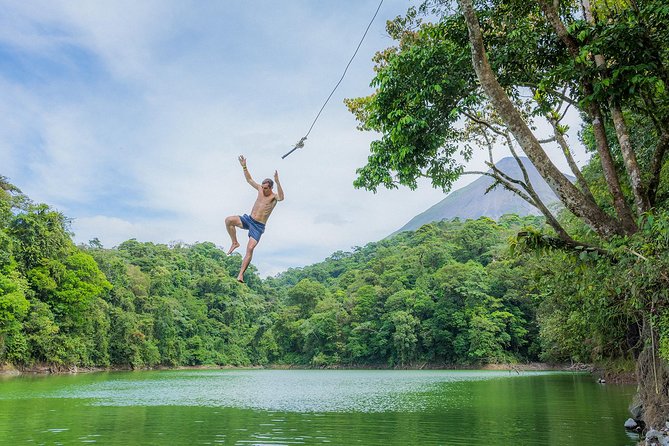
[239,155,260,189]
[274,170,285,201]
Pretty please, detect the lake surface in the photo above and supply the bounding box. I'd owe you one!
[0,369,638,445]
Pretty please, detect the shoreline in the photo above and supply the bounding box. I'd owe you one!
[2,361,635,383]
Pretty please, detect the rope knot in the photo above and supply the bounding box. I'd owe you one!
[282,136,308,159]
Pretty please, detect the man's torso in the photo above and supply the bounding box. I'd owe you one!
[250,190,277,224]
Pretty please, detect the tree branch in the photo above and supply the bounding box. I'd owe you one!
[501,132,576,243]
[542,109,597,203]
[517,82,579,107]
[537,0,636,233]
[557,100,572,123]
[516,230,611,258]
[462,111,507,137]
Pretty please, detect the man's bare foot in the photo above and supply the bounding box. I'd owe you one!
[237,277,244,283]
[227,242,240,255]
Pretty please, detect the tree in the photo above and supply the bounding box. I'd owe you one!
[287,279,328,318]
[0,263,30,362]
[384,310,419,366]
[347,0,669,431]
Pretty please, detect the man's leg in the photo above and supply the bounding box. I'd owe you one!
[237,237,258,282]
[225,215,243,254]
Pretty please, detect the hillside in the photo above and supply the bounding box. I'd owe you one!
[395,157,565,233]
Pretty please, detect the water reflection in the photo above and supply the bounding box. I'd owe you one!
[46,370,551,411]
[0,370,638,445]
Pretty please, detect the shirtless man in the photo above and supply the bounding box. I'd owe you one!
[225,155,284,283]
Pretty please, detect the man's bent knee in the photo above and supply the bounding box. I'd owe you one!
[226,215,242,227]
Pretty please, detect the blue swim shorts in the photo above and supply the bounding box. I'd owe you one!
[239,214,266,242]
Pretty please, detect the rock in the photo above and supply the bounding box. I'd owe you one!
[625,418,638,430]
[645,429,669,446]
[630,402,644,420]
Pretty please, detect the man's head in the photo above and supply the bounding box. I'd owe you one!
[261,178,274,196]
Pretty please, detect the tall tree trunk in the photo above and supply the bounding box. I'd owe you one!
[588,102,638,232]
[582,0,650,215]
[538,0,637,233]
[648,131,669,207]
[457,0,625,239]
[610,106,650,213]
[642,94,669,207]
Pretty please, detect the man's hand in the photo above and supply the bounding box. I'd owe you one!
[274,170,284,201]
[240,155,258,189]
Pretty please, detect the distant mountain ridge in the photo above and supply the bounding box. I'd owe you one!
[395,157,566,234]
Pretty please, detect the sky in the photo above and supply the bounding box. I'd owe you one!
[0,0,589,277]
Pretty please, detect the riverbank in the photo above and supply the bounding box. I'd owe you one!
[0,363,262,376]
[2,360,637,386]
[1,361,610,376]
[267,361,570,371]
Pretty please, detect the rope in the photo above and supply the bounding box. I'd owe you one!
[282,0,384,159]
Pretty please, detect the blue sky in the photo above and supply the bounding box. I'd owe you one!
[0,1,587,276]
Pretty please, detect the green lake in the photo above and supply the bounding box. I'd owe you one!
[0,369,639,445]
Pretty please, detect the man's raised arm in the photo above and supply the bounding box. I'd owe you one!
[274,170,284,201]
[239,155,260,189]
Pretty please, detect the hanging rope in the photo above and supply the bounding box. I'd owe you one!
[282,0,384,159]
